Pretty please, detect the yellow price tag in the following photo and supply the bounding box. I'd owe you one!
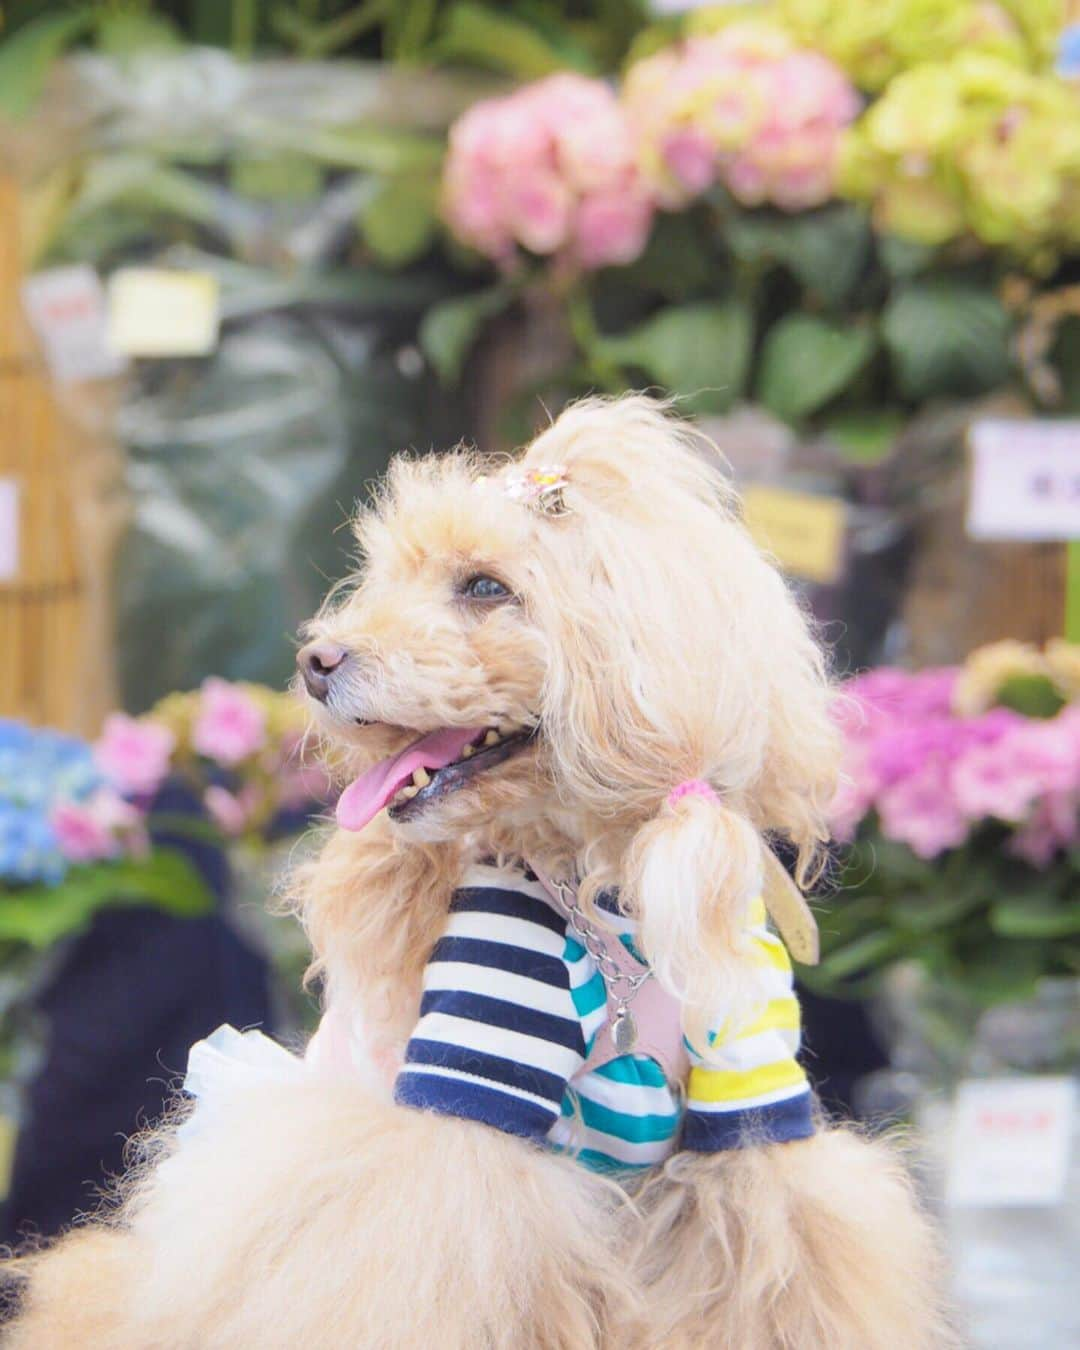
[0,1113,17,1200]
[106,268,220,358]
[742,485,847,585]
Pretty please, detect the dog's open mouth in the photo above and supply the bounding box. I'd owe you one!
[335,724,536,832]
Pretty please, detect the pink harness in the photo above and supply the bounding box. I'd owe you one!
[528,865,689,1089]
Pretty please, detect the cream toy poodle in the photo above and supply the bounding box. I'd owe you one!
[6,396,952,1348]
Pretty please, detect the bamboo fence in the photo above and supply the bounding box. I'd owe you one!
[0,170,122,735]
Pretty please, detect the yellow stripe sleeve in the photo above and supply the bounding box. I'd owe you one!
[688,1057,808,1105]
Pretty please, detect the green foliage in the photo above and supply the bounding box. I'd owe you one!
[94,9,181,55]
[877,234,938,281]
[0,850,213,950]
[995,673,1068,720]
[724,203,872,308]
[596,300,754,414]
[0,8,95,118]
[881,280,1013,401]
[361,173,440,266]
[824,408,904,464]
[757,313,876,423]
[809,823,1080,1011]
[419,285,513,385]
[621,212,714,302]
[433,2,592,75]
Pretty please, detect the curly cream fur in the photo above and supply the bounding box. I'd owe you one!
[4,396,951,1348]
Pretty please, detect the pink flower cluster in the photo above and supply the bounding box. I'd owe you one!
[623,24,860,211]
[832,668,1080,863]
[95,713,175,797]
[53,679,323,861]
[192,677,266,767]
[441,73,656,269]
[51,788,146,865]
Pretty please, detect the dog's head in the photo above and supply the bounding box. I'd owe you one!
[299,396,838,1015]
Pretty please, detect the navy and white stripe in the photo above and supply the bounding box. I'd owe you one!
[394,866,586,1139]
[394,861,815,1168]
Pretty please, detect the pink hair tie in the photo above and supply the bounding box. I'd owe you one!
[667,779,720,807]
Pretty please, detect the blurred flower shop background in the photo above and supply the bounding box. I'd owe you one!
[1,1,1079,1343]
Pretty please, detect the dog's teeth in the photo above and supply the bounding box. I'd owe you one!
[400,785,419,799]
[484,729,500,746]
[412,767,431,787]
[463,744,475,758]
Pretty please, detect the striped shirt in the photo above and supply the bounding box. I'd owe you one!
[394,862,813,1170]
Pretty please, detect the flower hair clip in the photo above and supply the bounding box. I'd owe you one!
[502,465,571,517]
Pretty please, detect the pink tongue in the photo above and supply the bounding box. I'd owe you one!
[335,727,484,832]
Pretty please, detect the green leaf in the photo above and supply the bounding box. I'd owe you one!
[725,204,871,308]
[1051,317,1080,413]
[361,174,439,266]
[894,883,987,934]
[950,939,1047,1007]
[103,851,214,918]
[268,124,444,175]
[882,281,1013,401]
[0,850,212,949]
[94,11,183,56]
[995,673,1067,719]
[0,9,94,119]
[824,409,904,465]
[434,3,591,77]
[878,235,938,280]
[621,212,712,302]
[419,286,512,387]
[597,301,753,414]
[864,835,940,889]
[816,929,909,982]
[757,314,876,423]
[991,895,1080,939]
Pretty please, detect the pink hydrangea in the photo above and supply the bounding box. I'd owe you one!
[831,664,1080,862]
[952,720,1078,824]
[876,762,969,860]
[94,712,175,798]
[52,787,144,864]
[203,784,258,837]
[624,23,860,211]
[441,73,656,269]
[1010,791,1078,866]
[192,678,266,768]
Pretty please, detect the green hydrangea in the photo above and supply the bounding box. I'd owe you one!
[776,0,1053,89]
[838,52,1080,266]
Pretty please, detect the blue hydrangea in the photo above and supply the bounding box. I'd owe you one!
[1058,25,1080,79]
[0,720,104,886]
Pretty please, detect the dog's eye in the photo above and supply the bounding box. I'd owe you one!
[461,574,511,601]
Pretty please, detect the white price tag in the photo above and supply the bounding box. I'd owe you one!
[106,268,220,358]
[0,479,18,582]
[21,265,128,383]
[947,1076,1076,1208]
[968,419,1080,541]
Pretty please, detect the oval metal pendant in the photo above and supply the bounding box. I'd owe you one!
[612,1007,638,1055]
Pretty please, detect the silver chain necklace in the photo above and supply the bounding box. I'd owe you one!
[548,878,652,1054]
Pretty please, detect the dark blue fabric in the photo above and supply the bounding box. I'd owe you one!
[428,935,568,986]
[682,1092,815,1152]
[417,989,585,1054]
[449,886,567,935]
[404,1038,569,1105]
[394,1074,555,1141]
[0,781,275,1244]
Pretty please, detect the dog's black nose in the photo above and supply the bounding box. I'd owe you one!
[297,640,348,701]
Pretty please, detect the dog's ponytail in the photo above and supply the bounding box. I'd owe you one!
[623,781,769,1049]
